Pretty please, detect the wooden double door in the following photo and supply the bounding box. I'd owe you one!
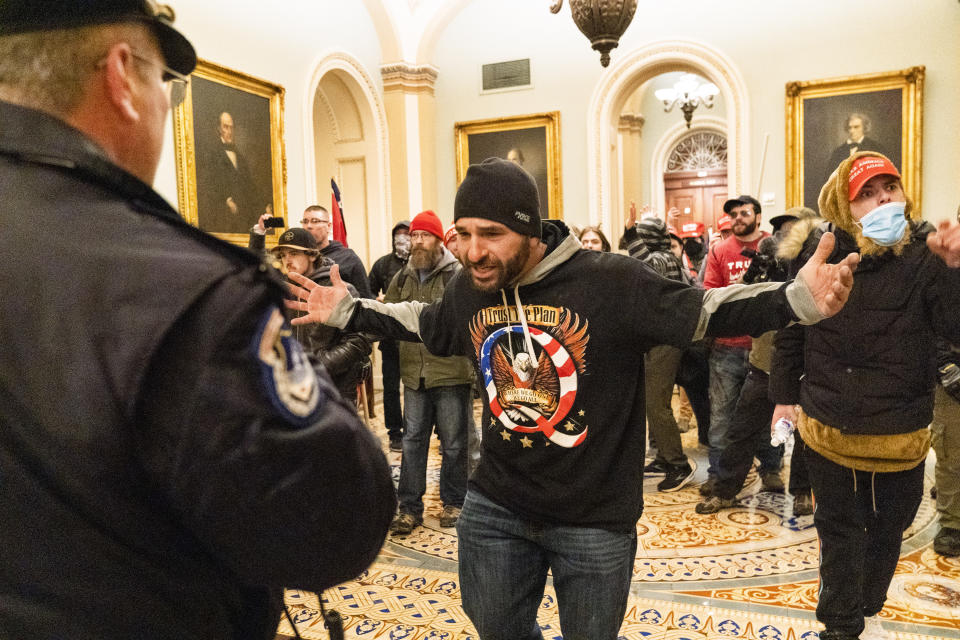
[664,169,728,232]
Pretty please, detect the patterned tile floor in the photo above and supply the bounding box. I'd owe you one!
[277,398,960,640]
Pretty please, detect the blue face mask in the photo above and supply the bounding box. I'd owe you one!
[855,201,907,246]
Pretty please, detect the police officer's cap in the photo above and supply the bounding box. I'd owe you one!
[272,228,320,255]
[0,0,197,76]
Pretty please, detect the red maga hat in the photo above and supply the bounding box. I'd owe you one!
[678,221,705,238]
[848,155,900,201]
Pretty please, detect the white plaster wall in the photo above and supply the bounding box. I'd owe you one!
[432,0,960,227]
[432,0,599,222]
[153,0,384,218]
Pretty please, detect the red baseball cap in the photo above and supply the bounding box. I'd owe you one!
[678,221,705,238]
[410,210,444,240]
[716,214,733,231]
[443,224,457,247]
[848,155,900,201]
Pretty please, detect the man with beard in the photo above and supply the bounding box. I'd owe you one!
[368,220,411,451]
[701,195,784,496]
[287,157,861,639]
[383,210,474,535]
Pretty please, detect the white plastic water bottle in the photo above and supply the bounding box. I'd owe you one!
[771,417,795,446]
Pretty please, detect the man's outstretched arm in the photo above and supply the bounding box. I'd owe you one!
[286,266,428,343]
[693,232,859,340]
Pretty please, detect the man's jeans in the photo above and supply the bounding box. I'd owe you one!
[707,345,749,476]
[712,366,784,498]
[398,384,470,517]
[457,490,636,640]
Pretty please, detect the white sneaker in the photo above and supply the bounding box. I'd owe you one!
[862,615,894,640]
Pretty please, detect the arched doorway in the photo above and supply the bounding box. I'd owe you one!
[304,52,391,266]
[588,39,749,237]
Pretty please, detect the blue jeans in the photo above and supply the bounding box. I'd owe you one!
[457,491,637,640]
[398,384,470,516]
[707,345,749,476]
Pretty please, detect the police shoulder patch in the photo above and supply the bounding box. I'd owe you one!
[252,307,322,426]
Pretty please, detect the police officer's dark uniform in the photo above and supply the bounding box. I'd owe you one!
[0,3,394,639]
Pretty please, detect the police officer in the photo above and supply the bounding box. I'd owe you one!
[0,3,394,639]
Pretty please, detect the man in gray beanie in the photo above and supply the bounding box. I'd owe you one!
[290,156,862,639]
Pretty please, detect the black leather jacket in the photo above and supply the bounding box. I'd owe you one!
[770,220,960,434]
[0,101,394,640]
[293,258,372,398]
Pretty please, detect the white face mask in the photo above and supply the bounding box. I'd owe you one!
[394,234,411,259]
[854,201,907,246]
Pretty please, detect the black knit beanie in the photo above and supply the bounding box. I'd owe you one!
[454,157,542,238]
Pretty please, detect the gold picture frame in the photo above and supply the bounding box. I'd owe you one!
[172,59,287,245]
[786,66,923,215]
[455,111,563,220]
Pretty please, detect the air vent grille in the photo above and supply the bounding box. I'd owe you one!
[482,59,531,91]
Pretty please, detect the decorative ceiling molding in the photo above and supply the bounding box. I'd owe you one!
[381,62,439,94]
[587,38,750,232]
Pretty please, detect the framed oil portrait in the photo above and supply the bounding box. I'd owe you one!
[455,111,563,220]
[786,67,923,215]
[172,59,287,244]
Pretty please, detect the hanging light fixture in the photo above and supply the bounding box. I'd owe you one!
[550,0,638,68]
[654,74,720,128]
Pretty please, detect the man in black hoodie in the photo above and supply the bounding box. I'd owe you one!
[369,220,411,450]
[289,158,861,639]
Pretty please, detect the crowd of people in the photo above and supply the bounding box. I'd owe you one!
[2,3,960,640]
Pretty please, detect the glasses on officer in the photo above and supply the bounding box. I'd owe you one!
[129,52,190,107]
[301,216,331,226]
[96,50,190,107]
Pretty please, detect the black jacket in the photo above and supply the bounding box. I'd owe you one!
[0,101,394,640]
[368,220,410,298]
[294,258,372,398]
[321,240,373,298]
[770,221,960,434]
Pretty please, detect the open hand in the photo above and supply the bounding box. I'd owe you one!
[795,232,859,318]
[285,264,351,325]
[626,201,637,229]
[926,219,960,268]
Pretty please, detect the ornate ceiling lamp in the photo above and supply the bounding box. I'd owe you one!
[654,74,720,128]
[550,0,638,68]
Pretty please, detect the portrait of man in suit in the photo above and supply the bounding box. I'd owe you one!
[800,87,902,212]
[196,110,269,234]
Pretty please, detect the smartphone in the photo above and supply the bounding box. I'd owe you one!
[263,216,285,228]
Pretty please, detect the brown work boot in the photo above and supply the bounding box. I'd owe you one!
[439,505,461,528]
